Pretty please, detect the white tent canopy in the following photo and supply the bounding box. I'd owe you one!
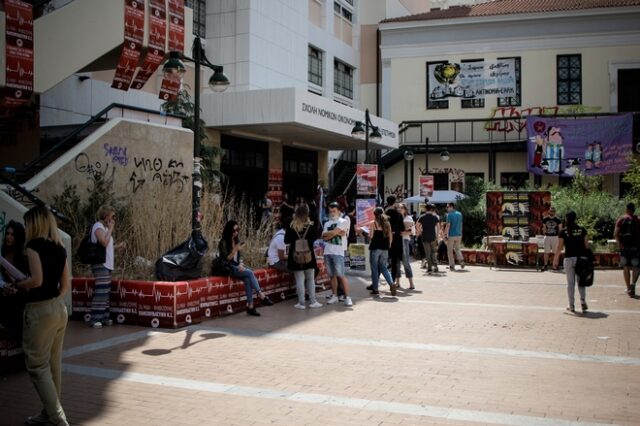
[404,190,467,204]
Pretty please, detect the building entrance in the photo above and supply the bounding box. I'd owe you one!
[220,135,268,203]
[283,146,318,202]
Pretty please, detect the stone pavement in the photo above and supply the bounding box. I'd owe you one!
[1,264,639,426]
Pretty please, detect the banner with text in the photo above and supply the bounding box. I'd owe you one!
[356,164,378,196]
[131,0,166,90]
[111,0,145,91]
[3,0,33,108]
[356,199,376,230]
[419,175,434,198]
[428,59,516,101]
[159,0,185,101]
[526,114,633,176]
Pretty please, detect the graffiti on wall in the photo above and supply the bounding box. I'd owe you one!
[128,157,189,194]
[484,105,602,133]
[103,143,129,166]
[74,152,116,184]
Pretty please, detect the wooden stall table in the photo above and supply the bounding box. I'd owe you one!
[489,240,540,270]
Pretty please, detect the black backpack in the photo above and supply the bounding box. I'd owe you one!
[619,216,638,247]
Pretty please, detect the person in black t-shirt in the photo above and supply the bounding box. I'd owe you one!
[385,196,404,290]
[554,211,589,313]
[416,203,440,273]
[541,206,562,271]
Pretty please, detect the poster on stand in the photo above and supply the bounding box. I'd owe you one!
[356,199,377,230]
[485,191,551,239]
[356,164,378,196]
[419,175,434,198]
[348,244,366,271]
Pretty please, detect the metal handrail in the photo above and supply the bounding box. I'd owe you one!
[0,171,70,224]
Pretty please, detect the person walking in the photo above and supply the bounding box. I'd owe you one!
[385,196,404,289]
[367,208,395,296]
[614,202,640,297]
[399,203,415,289]
[542,206,562,271]
[553,211,589,313]
[285,204,322,309]
[417,203,440,274]
[219,220,274,316]
[13,206,70,426]
[88,205,117,328]
[322,202,353,307]
[444,202,465,270]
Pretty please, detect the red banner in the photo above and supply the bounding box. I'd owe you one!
[158,0,185,101]
[111,0,145,91]
[419,175,434,197]
[3,0,33,108]
[356,164,378,196]
[131,0,166,90]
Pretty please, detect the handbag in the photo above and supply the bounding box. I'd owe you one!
[77,227,106,265]
[211,256,232,276]
[576,249,595,288]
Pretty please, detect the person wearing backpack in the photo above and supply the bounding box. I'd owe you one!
[285,204,322,309]
[614,202,640,297]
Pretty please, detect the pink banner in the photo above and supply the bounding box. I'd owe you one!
[131,0,166,90]
[3,0,33,108]
[158,0,184,101]
[111,0,145,91]
[356,164,378,196]
[419,175,434,197]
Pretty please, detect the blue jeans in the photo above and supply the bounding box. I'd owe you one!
[370,249,393,292]
[230,264,262,305]
[402,239,414,278]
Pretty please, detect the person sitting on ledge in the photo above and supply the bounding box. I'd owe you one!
[267,219,291,273]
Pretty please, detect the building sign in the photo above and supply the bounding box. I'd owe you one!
[111,0,145,91]
[427,59,516,101]
[131,0,166,90]
[159,0,185,101]
[3,0,33,108]
[526,114,633,176]
[419,175,434,198]
[356,164,378,196]
[356,199,376,229]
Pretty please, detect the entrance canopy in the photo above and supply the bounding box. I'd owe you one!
[404,190,467,204]
[200,87,398,151]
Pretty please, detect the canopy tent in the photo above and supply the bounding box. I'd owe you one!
[403,190,467,204]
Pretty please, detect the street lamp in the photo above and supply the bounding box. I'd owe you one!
[440,149,450,162]
[351,108,382,164]
[163,37,230,238]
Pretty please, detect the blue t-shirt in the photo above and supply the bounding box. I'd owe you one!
[446,210,463,237]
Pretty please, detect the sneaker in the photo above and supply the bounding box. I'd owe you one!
[344,297,353,307]
[25,412,49,425]
[261,296,274,306]
[294,303,306,310]
[581,302,588,312]
[370,290,380,296]
[426,267,432,273]
[325,293,336,299]
[566,305,575,313]
[390,284,397,296]
[103,319,114,326]
[433,266,439,273]
[366,284,373,290]
[460,264,465,269]
[338,295,345,302]
[91,322,103,329]
[309,302,323,308]
[246,307,260,316]
[629,285,636,297]
[327,295,339,305]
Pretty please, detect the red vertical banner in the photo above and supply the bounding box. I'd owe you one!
[419,175,434,197]
[3,0,33,108]
[159,0,185,101]
[111,0,145,91]
[356,164,378,196]
[131,0,167,90]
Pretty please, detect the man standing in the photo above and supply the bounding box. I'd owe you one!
[444,202,465,270]
[542,206,562,271]
[614,203,640,297]
[322,202,353,306]
[385,196,404,293]
[417,203,440,273]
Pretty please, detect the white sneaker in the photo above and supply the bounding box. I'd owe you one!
[325,293,335,299]
[294,303,306,310]
[338,295,345,302]
[327,295,339,305]
[309,302,323,308]
[344,297,353,307]
[91,322,103,329]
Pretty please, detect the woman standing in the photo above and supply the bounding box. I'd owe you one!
[1,220,28,281]
[0,220,28,339]
[88,205,116,328]
[219,220,274,316]
[553,211,589,313]
[14,206,70,426]
[368,208,395,296]
[285,204,322,309]
[399,203,416,290]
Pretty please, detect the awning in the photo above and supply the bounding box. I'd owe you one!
[199,87,398,151]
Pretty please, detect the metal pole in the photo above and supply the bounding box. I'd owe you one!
[558,147,563,186]
[425,137,429,174]
[192,37,202,235]
[365,109,370,164]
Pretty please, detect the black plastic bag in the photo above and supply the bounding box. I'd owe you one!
[576,249,595,288]
[155,234,208,281]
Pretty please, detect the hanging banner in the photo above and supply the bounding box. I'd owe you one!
[159,0,185,101]
[419,175,434,198]
[111,0,145,91]
[526,114,633,176]
[356,164,378,196]
[428,59,516,101]
[3,0,33,108]
[356,199,376,230]
[131,0,167,90]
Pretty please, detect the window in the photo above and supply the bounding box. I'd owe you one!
[497,57,521,107]
[461,59,485,109]
[308,46,323,87]
[500,172,529,190]
[557,54,581,105]
[334,0,353,22]
[186,0,206,38]
[334,59,354,99]
[426,61,449,109]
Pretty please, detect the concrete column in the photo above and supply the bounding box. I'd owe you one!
[269,141,283,171]
[318,150,329,187]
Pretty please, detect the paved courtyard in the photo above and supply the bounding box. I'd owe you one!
[1,264,639,426]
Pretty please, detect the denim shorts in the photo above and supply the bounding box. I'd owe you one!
[324,254,345,277]
[620,248,640,268]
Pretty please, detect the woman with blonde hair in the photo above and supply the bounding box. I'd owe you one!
[88,205,116,328]
[13,205,70,426]
[368,207,395,296]
[285,204,321,309]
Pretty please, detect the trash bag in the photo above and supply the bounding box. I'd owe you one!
[155,233,209,281]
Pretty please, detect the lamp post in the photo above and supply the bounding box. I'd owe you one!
[163,37,230,238]
[351,108,382,164]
